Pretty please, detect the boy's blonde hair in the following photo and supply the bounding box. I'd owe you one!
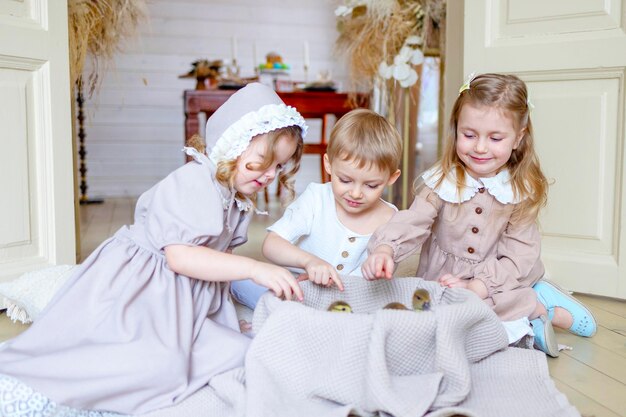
[188,125,304,204]
[327,109,402,175]
[437,73,548,224]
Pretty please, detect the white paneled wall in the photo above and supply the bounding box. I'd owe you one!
[81,0,347,198]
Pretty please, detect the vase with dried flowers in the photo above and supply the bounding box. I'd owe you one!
[67,0,147,205]
[334,0,445,208]
[178,59,224,90]
[68,0,147,96]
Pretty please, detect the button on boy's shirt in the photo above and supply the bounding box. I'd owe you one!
[268,182,396,277]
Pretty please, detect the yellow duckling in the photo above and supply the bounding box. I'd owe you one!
[413,288,432,311]
[383,302,409,310]
[327,301,353,313]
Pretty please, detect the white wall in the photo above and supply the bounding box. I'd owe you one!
[81,0,347,198]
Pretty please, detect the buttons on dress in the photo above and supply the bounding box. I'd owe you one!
[475,207,483,214]
[478,187,485,193]
[341,251,349,258]
[468,247,475,254]
[348,237,356,242]
[471,227,479,234]
[337,264,344,271]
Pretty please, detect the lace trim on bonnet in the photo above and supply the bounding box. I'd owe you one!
[421,166,525,204]
[182,102,306,215]
[209,103,308,165]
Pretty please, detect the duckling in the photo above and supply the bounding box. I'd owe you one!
[413,288,432,311]
[327,301,353,313]
[383,302,409,310]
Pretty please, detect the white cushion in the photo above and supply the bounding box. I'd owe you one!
[0,265,75,324]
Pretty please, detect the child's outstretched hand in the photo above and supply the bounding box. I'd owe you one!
[251,262,304,302]
[362,246,395,280]
[438,273,467,289]
[439,274,488,299]
[300,258,344,291]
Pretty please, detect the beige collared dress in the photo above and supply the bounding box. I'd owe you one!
[369,168,544,321]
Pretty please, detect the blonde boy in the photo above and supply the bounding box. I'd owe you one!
[230,109,402,308]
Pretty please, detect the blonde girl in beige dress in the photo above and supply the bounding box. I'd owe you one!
[363,73,596,358]
[0,83,306,416]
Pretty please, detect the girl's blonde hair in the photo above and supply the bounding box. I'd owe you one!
[208,125,304,204]
[327,109,402,175]
[438,73,548,224]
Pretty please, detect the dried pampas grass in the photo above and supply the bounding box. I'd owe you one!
[68,0,147,95]
[335,0,444,92]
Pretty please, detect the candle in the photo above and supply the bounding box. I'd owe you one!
[303,41,310,68]
[252,41,257,69]
[231,36,238,65]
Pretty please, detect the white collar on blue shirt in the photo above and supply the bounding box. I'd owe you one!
[421,165,525,205]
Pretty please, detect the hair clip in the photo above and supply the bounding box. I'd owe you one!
[458,72,476,94]
[527,97,535,112]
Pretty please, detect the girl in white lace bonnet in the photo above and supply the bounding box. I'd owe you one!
[180,82,307,300]
[0,83,306,415]
[363,73,596,358]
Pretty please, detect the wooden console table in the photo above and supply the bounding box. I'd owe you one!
[184,89,369,182]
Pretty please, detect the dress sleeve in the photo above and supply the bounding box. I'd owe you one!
[228,213,253,250]
[367,186,442,262]
[266,183,317,243]
[145,162,226,251]
[471,219,543,295]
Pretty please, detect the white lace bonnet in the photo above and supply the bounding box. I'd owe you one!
[205,83,308,165]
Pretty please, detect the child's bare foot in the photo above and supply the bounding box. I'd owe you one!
[551,306,573,329]
[239,319,252,334]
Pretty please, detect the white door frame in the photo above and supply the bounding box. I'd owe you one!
[0,0,76,281]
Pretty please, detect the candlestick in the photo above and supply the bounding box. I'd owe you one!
[252,41,257,71]
[303,41,310,69]
[231,36,238,66]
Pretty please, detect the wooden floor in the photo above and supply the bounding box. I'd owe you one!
[1,197,625,416]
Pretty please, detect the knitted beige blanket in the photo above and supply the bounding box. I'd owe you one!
[144,278,579,417]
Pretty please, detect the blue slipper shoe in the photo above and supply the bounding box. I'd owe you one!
[533,279,597,337]
[530,314,559,357]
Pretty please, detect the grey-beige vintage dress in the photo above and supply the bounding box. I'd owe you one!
[0,153,252,415]
[368,166,544,321]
